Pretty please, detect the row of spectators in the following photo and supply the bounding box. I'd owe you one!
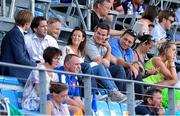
[0,0,179,115]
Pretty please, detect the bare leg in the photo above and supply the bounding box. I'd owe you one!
[159,80,177,86]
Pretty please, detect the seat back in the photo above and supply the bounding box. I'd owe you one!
[0,76,24,109]
[96,101,110,116]
[107,101,122,116]
[120,103,128,116]
[60,0,73,3]
[0,89,18,108]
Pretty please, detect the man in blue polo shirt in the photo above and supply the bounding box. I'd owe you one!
[56,54,84,115]
[109,29,143,99]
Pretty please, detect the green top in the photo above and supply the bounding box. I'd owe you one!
[143,57,164,84]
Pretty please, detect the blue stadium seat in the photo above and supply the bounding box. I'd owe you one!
[0,76,23,86]
[95,101,111,116]
[0,76,24,109]
[0,76,40,115]
[165,108,180,115]
[107,101,122,116]
[0,89,19,108]
[120,103,128,115]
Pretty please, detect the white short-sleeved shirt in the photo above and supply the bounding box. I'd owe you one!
[151,23,166,41]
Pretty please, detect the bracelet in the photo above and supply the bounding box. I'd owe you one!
[170,66,176,68]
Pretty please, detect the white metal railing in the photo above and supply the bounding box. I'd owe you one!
[0,61,178,115]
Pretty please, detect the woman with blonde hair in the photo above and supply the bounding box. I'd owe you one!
[143,41,178,86]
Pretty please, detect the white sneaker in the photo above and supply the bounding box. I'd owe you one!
[109,89,127,102]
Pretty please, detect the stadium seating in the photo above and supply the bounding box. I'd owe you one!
[0,76,39,115]
[0,76,23,108]
[120,103,128,116]
[95,101,111,116]
[107,101,122,116]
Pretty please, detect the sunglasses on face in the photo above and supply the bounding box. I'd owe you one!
[168,19,174,24]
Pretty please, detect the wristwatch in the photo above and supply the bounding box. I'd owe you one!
[145,70,148,75]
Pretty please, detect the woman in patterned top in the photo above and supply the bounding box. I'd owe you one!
[22,47,62,111]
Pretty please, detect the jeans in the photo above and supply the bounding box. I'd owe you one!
[109,64,144,99]
[109,65,131,91]
[91,64,118,90]
[80,62,97,88]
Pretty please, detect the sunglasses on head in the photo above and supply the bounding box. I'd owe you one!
[148,24,154,28]
[125,29,137,38]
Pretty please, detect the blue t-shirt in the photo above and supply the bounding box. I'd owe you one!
[109,38,134,63]
[55,66,80,98]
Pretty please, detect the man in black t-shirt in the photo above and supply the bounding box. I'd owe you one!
[135,87,165,115]
[87,0,124,36]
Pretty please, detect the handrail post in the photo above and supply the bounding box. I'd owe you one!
[126,81,135,115]
[39,70,48,114]
[83,75,92,115]
[9,0,15,18]
[74,0,87,30]
[168,88,175,115]
[1,0,6,17]
[86,0,92,31]
[30,0,35,17]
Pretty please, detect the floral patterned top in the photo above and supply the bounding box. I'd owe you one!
[22,64,59,111]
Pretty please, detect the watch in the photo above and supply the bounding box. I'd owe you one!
[145,70,148,75]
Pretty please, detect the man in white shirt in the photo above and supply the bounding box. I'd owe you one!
[151,10,175,43]
[151,10,175,55]
[47,17,61,39]
[24,16,59,63]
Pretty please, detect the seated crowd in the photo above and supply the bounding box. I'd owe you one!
[0,0,180,115]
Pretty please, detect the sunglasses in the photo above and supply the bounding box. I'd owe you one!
[148,24,155,28]
[125,29,137,38]
[168,19,174,24]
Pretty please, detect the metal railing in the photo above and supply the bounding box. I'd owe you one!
[0,62,178,115]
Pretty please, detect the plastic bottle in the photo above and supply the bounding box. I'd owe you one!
[127,2,133,15]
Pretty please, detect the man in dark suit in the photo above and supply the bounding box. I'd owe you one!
[0,10,37,79]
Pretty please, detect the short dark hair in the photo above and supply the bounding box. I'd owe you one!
[31,16,46,32]
[94,23,110,36]
[64,54,79,65]
[142,5,159,22]
[50,82,68,94]
[67,27,86,57]
[15,10,33,27]
[43,47,62,65]
[143,87,162,104]
[158,10,175,23]
[121,29,137,42]
[139,34,154,45]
